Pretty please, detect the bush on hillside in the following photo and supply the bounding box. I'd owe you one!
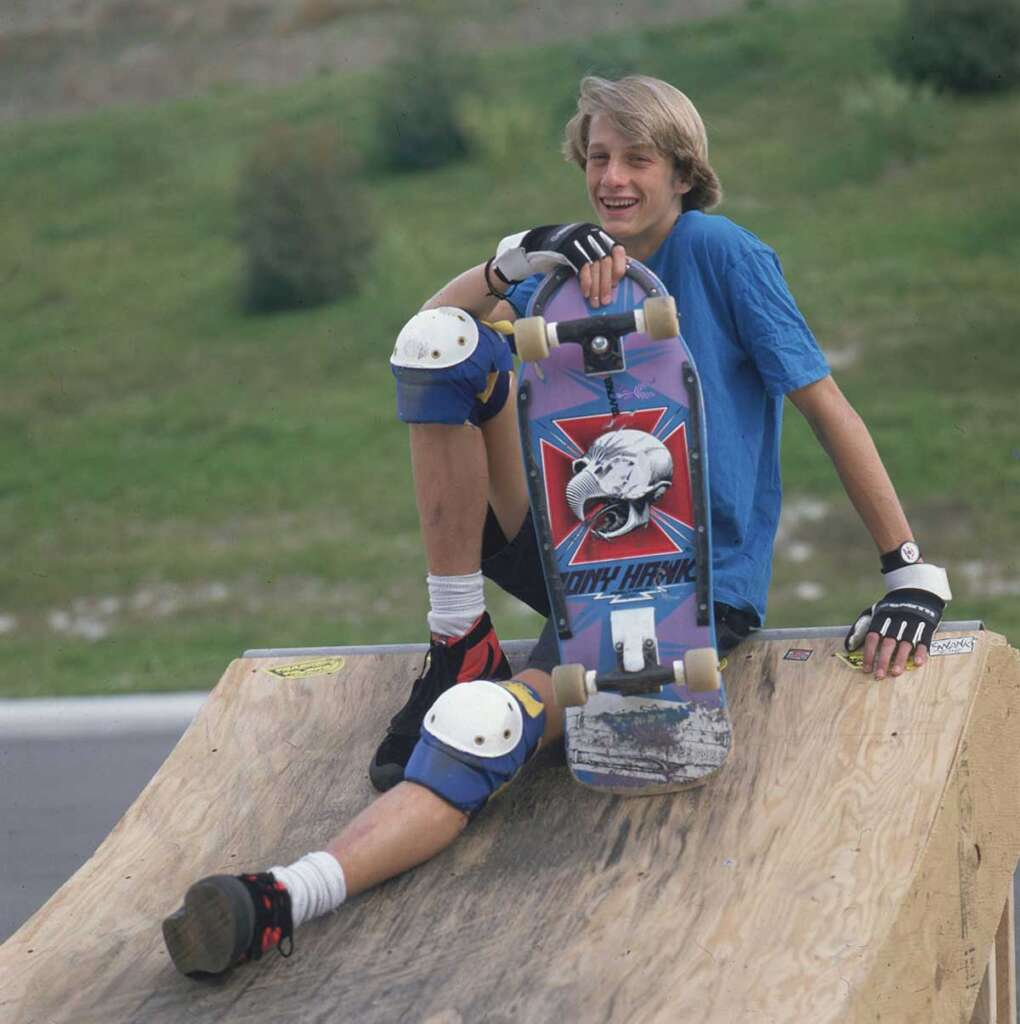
[237,123,373,314]
[888,0,1020,94]
[457,96,544,175]
[844,74,941,168]
[374,29,470,172]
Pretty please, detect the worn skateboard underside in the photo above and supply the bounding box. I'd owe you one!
[518,261,731,793]
[566,688,732,793]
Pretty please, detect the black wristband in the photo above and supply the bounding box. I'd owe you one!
[881,541,922,574]
[483,257,508,299]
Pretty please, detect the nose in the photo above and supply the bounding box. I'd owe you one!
[602,155,628,188]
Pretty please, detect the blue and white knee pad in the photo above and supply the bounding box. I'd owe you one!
[404,679,546,816]
[390,307,514,427]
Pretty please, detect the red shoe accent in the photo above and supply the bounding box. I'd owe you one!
[458,628,502,682]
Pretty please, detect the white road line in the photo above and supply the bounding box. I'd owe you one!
[0,692,208,739]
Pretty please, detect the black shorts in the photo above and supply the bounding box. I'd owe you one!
[480,507,759,674]
[480,507,550,619]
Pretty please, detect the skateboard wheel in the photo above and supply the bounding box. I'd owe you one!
[514,316,550,361]
[683,647,721,693]
[552,663,589,707]
[642,296,679,340]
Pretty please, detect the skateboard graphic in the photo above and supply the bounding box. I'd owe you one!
[515,260,732,795]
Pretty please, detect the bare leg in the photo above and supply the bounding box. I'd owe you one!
[410,373,528,577]
[329,667,564,895]
[409,423,488,575]
[326,783,468,895]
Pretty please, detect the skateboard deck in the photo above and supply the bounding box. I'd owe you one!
[516,260,732,794]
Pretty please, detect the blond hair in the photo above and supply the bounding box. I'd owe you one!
[563,75,722,211]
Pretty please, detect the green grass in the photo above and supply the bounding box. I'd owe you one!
[2,0,1018,697]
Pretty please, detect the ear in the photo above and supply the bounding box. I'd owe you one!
[673,175,693,197]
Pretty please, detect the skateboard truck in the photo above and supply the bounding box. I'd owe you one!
[514,296,679,375]
[552,646,721,708]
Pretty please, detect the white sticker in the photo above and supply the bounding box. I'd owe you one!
[930,636,976,657]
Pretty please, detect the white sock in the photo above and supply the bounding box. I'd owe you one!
[270,852,347,929]
[426,571,485,639]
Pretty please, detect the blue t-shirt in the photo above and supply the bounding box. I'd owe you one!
[506,210,829,623]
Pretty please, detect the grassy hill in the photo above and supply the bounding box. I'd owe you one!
[1,0,1018,698]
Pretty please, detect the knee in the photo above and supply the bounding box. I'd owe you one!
[390,307,513,427]
[404,678,546,817]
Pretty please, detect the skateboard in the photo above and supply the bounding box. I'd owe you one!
[515,259,732,795]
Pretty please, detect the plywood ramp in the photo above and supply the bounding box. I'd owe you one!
[2,629,1018,1024]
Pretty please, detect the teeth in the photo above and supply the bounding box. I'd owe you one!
[603,199,637,208]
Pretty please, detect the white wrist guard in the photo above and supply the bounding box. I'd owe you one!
[882,563,952,601]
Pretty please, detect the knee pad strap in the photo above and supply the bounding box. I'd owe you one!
[404,680,546,816]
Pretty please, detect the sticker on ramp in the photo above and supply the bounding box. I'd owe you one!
[929,636,976,657]
[784,648,813,662]
[836,650,919,672]
[268,657,346,679]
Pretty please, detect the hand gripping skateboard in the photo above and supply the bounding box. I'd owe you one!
[515,260,732,795]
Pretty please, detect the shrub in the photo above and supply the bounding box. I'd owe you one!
[843,74,941,168]
[888,0,1020,95]
[374,29,470,172]
[457,96,545,175]
[237,123,374,314]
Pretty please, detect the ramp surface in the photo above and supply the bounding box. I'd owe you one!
[2,628,1019,1023]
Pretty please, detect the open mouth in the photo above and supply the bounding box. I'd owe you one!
[600,197,639,212]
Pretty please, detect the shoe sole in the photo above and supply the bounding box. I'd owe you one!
[162,875,254,977]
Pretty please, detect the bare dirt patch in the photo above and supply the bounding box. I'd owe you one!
[1,0,756,121]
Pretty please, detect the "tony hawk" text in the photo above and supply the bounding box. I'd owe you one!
[561,557,697,596]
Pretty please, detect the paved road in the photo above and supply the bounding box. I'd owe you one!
[0,695,203,943]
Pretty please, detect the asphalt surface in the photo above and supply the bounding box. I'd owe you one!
[0,697,202,943]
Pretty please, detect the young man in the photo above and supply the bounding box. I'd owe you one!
[163,75,951,977]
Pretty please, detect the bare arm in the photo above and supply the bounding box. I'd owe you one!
[421,262,517,320]
[787,375,913,553]
[787,375,936,680]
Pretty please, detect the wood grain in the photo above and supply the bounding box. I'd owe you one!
[1,631,1017,1023]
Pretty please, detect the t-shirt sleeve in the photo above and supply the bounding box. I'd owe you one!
[727,249,830,396]
[504,274,542,317]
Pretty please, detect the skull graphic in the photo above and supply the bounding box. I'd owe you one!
[565,428,673,539]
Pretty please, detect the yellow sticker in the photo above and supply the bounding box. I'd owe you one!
[503,681,544,719]
[836,651,918,672]
[268,656,346,679]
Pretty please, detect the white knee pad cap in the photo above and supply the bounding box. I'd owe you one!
[423,680,523,758]
[390,307,479,370]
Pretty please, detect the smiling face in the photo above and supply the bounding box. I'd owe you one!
[585,113,691,262]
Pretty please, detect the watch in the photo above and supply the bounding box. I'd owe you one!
[881,541,921,573]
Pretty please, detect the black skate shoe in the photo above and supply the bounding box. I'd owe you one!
[162,871,294,978]
[369,611,512,792]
